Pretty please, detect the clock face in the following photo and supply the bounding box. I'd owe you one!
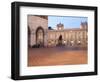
[58,27,63,30]
[59,27,61,30]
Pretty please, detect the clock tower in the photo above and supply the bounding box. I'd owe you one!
[57,23,64,30]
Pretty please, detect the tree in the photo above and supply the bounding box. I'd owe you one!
[48,26,53,30]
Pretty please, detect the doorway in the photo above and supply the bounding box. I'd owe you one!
[58,35,63,45]
[36,27,44,47]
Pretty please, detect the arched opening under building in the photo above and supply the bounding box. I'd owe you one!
[58,35,63,46]
[28,26,31,47]
[36,27,44,47]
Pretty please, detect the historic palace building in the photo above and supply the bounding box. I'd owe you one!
[28,15,88,48]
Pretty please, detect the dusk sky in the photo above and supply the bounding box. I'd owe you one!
[48,16,88,29]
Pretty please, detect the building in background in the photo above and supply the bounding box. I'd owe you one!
[28,15,88,48]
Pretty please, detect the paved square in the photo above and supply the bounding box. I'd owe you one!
[28,46,87,66]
